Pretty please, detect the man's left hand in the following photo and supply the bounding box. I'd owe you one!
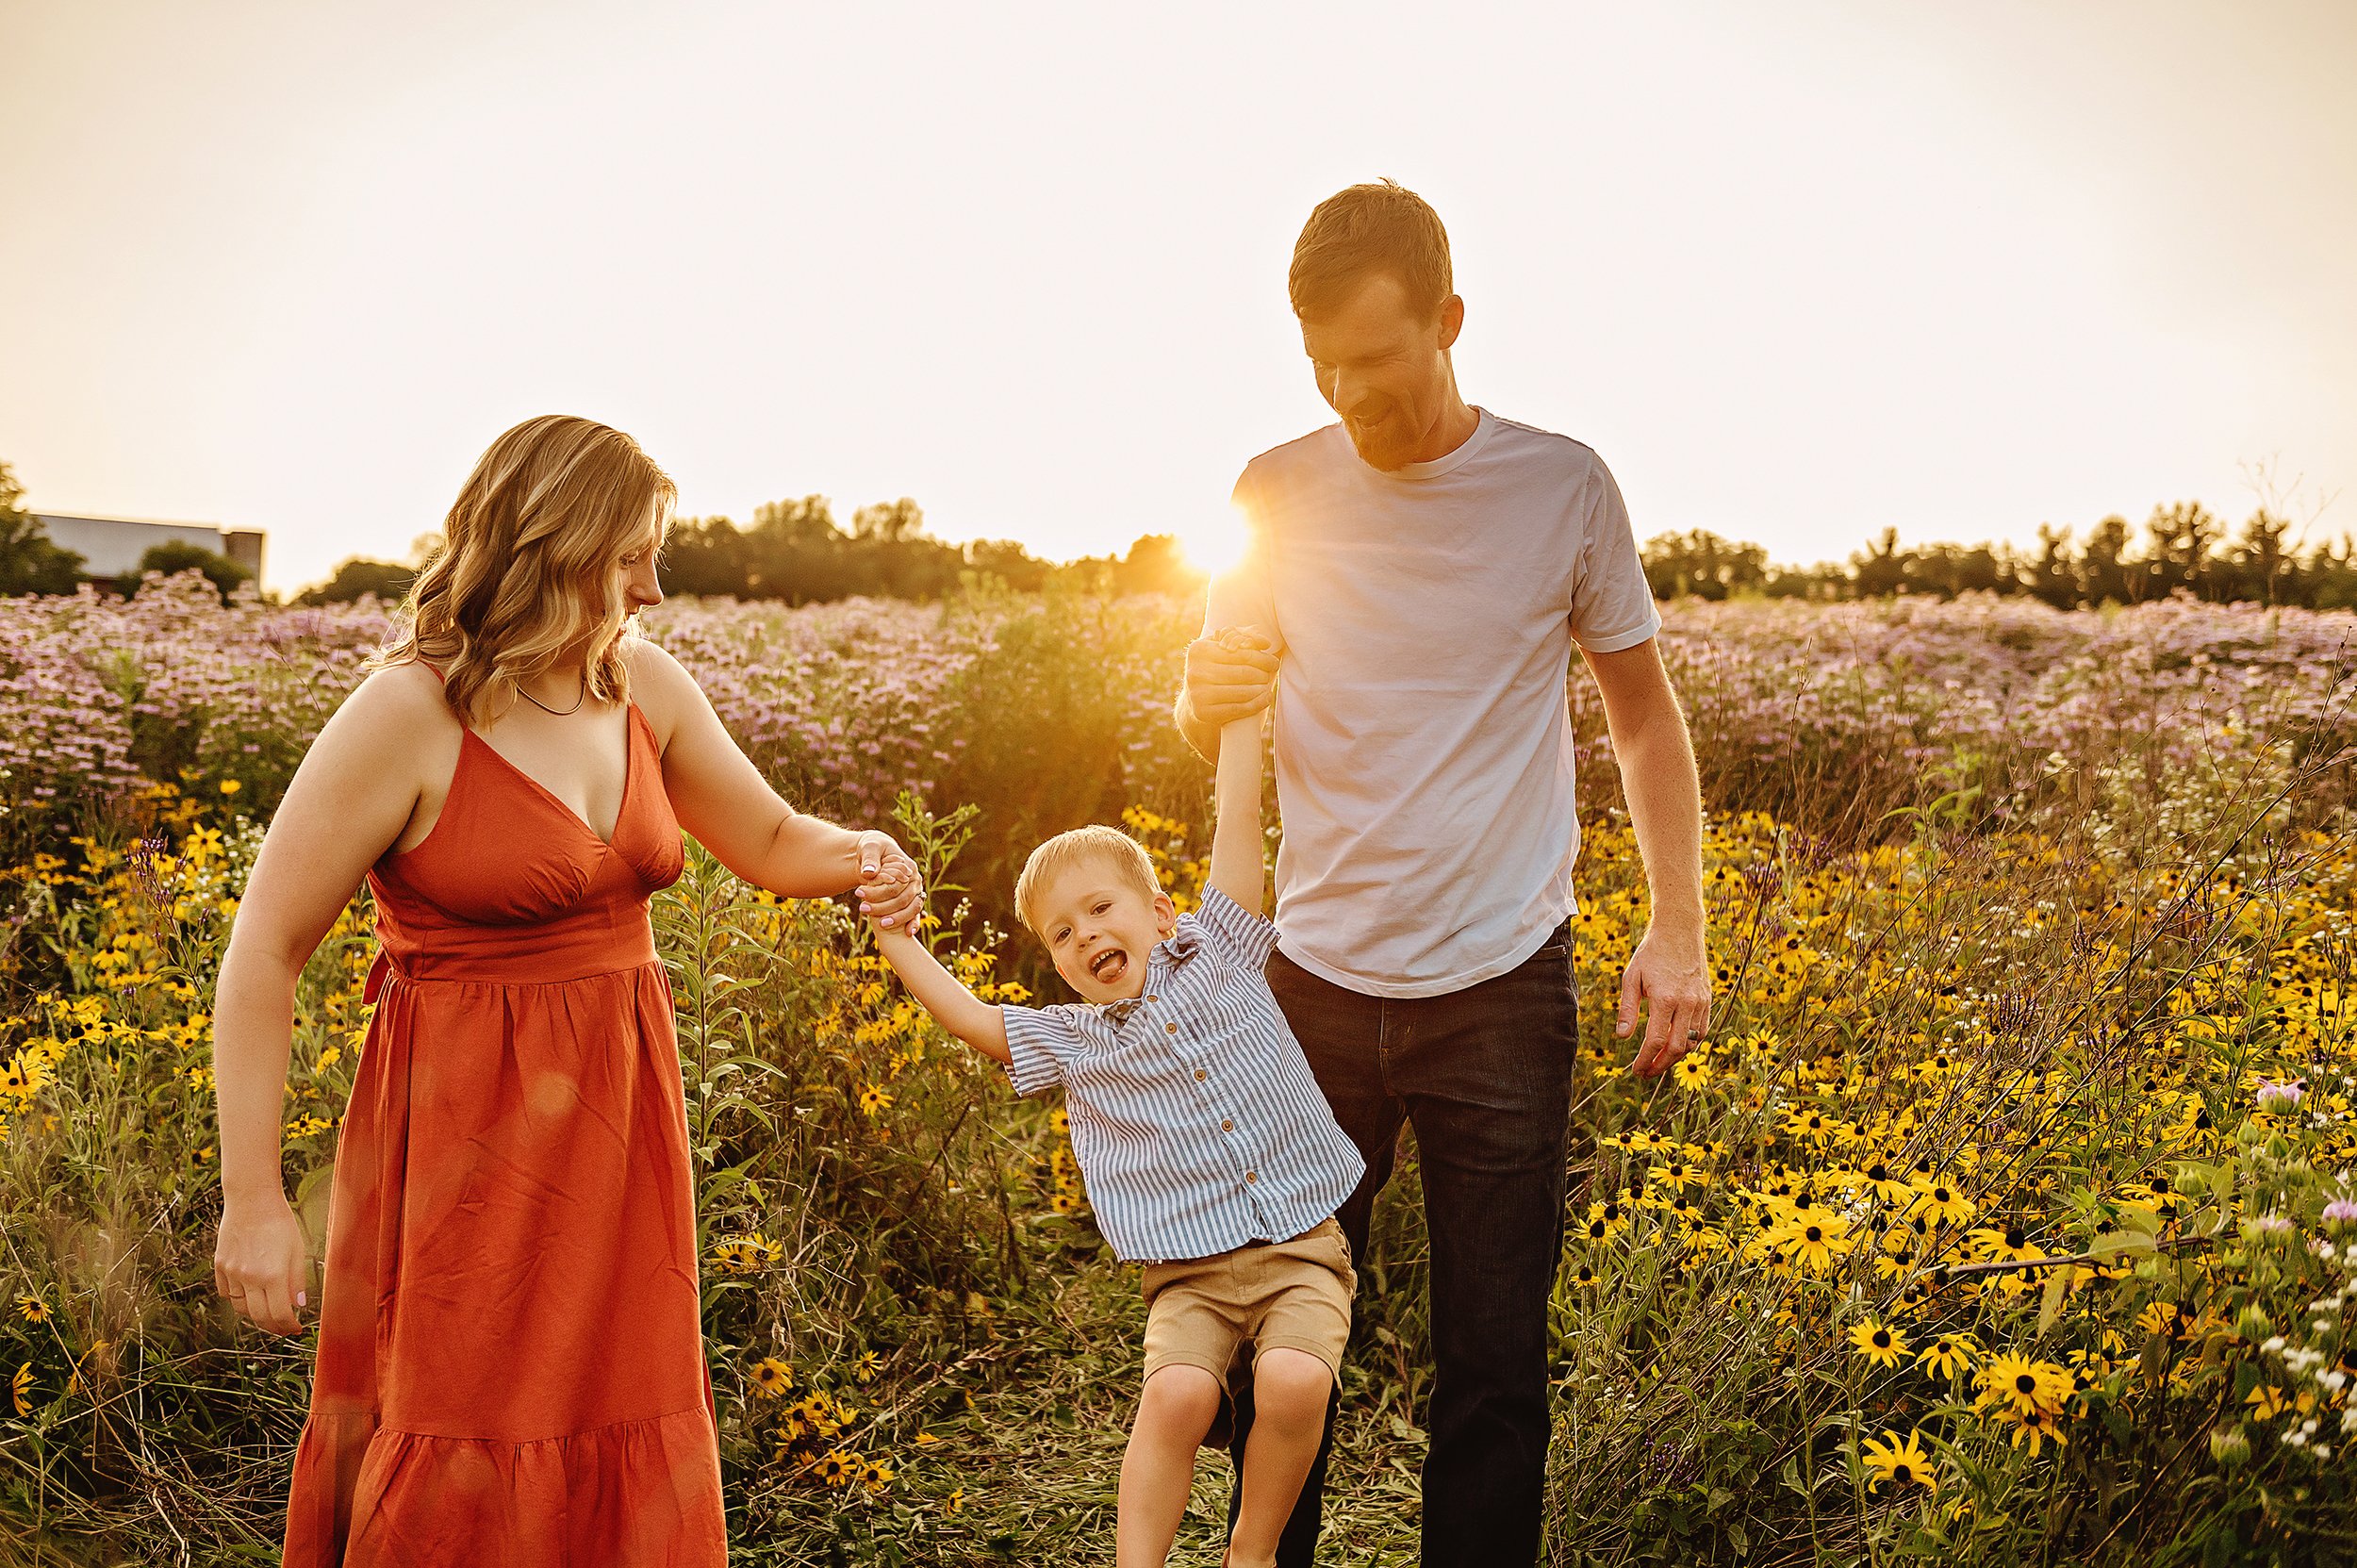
[1617,923,1712,1079]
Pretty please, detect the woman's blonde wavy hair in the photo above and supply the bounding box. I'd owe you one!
[370,415,676,727]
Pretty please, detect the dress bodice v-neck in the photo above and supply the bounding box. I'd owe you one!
[457,706,638,851]
[366,673,684,959]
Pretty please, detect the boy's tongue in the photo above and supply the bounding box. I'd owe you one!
[1090,947,1129,984]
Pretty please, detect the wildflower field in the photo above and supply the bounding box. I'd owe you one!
[3,571,2357,1566]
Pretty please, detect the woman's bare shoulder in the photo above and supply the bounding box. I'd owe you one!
[622,636,697,745]
[310,660,462,764]
[340,658,458,723]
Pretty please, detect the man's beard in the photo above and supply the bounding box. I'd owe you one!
[1346,418,1412,470]
[1348,412,1395,467]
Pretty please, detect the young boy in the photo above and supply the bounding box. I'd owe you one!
[865,628,1364,1568]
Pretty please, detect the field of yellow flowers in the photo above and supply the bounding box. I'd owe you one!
[3,577,2355,1564]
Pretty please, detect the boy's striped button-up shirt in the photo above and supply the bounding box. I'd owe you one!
[1000,885,1366,1264]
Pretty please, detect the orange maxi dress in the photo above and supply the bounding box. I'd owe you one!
[282,687,727,1566]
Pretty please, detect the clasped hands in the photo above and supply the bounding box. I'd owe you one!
[852,829,925,933]
[1183,625,1279,729]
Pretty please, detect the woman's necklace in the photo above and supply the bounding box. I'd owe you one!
[517,673,588,718]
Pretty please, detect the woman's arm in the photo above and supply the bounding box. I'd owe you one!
[212,667,443,1334]
[626,641,921,927]
[870,927,1011,1064]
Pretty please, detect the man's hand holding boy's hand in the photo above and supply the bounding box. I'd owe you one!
[853,830,924,933]
[1183,625,1277,728]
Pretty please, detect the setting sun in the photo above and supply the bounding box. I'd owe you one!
[1177,503,1253,582]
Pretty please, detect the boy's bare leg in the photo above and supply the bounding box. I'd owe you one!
[1118,1365,1225,1568]
[1223,1350,1335,1568]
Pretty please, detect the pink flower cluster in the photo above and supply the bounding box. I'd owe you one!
[6,573,2349,851]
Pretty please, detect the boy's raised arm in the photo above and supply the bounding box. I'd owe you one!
[1205,704,1265,915]
[872,927,1013,1065]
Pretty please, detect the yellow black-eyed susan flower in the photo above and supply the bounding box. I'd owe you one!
[1649,1160,1711,1193]
[1992,1402,2068,1456]
[1581,1198,1629,1245]
[753,1358,794,1397]
[1771,1212,1852,1273]
[1785,1109,1833,1141]
[1859,1161,1916,1206]
[14,1294,50,1325]
[1917,1334,1977,1380]
[2134,1300,2199,1342]
[2246,1383,2314,1421]
[1976,1353,2072,1416]
[9,1362,31,1417]
[1849,1320,1908,1369]
[1969,1224,2045,1266]
[1859,1428,1935,1492]
[1909,1180,1976,1227]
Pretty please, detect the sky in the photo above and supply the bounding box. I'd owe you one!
[3,0,2352,595]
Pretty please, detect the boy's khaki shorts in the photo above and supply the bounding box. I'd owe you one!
[1140,1215,1356,1413]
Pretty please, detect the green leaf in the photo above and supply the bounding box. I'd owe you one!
[2037,1265,2069,1334]
[2087,1230,2158,1261]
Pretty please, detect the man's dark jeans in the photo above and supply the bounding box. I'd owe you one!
[1227,922,1578,1567]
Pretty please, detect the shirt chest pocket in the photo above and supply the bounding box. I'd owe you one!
[1067,1029,1200,1106]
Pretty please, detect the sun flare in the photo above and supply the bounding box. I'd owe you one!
[1175,503,1253,581]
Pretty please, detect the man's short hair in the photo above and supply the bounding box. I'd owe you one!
[1014,825,1164,939]
[1288,178,1454,322]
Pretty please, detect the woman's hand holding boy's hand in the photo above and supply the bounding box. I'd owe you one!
[863,881,928,948]
[853,830,924,932]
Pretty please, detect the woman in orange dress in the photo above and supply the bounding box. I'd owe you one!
[209,415,924,1565]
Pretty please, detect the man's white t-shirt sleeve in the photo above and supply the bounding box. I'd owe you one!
[1569,456,1664,653]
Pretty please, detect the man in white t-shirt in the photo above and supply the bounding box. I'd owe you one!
[1178,180,1711,1568]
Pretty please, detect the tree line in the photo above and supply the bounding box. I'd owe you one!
[1642,502,2357,610]
[0,467,1205,607]
[6,458,2353,611]
[646,497,1200,604]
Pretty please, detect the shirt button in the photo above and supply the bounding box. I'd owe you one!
[1245,1171,1259,1183]
[1221,1119,1234,1131]
[1146,995,1159,1003]
[1194,1068,1207,1081]
[1165,1022,1178,1034]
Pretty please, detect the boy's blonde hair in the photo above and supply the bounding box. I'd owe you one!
[1014,825,1163,939]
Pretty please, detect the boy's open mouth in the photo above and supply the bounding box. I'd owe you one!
[1088,947,1129,984]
